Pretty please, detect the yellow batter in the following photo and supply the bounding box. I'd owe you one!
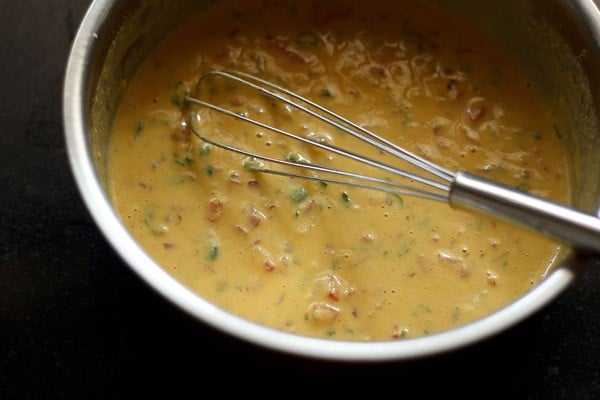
[108,0,570,340]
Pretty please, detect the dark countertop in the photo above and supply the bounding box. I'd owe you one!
[1,1,599,398]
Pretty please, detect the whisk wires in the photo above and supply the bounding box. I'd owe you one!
[185,70,455,203]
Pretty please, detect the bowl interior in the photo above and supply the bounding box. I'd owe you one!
[64,0,600,360]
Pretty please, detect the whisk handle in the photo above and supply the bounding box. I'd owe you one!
[449,171,600,253]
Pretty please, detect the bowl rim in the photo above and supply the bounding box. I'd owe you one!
[63,0,582,362]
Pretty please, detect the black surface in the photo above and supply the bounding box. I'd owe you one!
[1,1,599,398]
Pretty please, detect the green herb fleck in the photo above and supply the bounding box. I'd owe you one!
[134,120,144,137]
[553,123,563,139]
[243,157,265,171]
[206,243,219,261]
[451,307,462,322]
[286,153,311,164]
[320,88,333,98]
[234,284,246,292]
[205,165,214,177]
[289,186,309,203]
[171,92,182,107]
[402,30,429,53]
[171,81,190,109]
[515,182,530,192]
[216,282,227,293]
[295,31,321,48]
[198,143,211,155]
[419,304,432,313]
[143,211,163,235]
[341,191,350,204]
[254,54,266,73]
[398,238,415,257]
[390,193,404,206]
[174,152,193,166]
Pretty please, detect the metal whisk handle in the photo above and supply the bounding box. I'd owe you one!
[450,171,600,253]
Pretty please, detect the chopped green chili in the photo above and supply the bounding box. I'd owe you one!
[289,186,309,203]
[243,157,265,171]
[286,153,311,164]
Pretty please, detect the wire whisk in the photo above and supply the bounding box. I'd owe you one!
[186,70,600,253]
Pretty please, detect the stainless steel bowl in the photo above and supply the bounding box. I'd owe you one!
[63,0,600,361]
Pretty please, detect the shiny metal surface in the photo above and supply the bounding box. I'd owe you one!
[451,172,600,252]
[63,0,600,361]
[185,70,600,253]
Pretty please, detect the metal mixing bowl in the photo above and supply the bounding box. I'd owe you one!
[63,0,600,361]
